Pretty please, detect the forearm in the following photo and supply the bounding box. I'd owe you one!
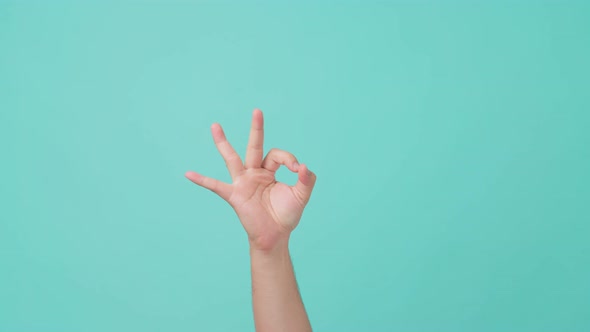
[250,238,312,332]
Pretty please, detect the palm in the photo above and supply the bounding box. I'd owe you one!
[186,109,316,250]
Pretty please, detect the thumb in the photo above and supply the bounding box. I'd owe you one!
[293,164,317,205]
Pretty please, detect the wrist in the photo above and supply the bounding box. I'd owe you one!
[249,235,290,257]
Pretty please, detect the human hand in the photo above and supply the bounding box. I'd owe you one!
[185,109,317,251]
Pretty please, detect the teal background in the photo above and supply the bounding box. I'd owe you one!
[1,2,589,331]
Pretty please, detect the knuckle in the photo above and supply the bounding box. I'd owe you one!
[267,148,299,165]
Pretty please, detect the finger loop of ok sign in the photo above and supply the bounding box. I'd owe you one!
[261,148,300,173]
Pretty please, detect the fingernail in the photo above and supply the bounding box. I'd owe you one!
[293,162,299,169]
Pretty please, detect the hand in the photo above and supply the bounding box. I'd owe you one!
[185,109,317,251]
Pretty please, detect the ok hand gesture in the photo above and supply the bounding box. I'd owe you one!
[185,109,317,251]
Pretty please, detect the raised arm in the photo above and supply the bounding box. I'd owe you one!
[185,109,316,332]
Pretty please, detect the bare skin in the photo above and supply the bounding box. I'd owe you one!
[186,109,316,332]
